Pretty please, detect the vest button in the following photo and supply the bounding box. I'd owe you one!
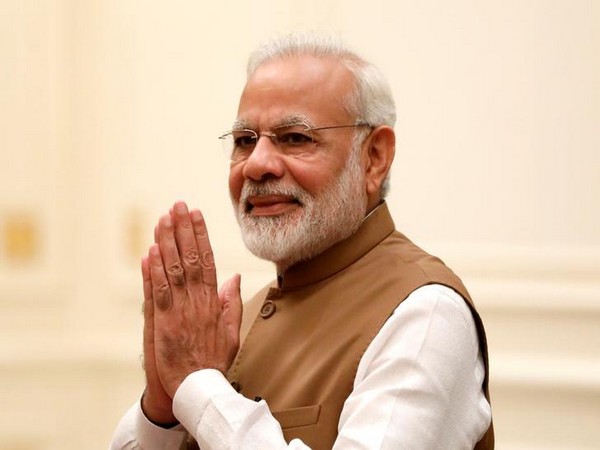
[260,300,276,318]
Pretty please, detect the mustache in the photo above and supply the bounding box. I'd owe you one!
[240,181,310,204]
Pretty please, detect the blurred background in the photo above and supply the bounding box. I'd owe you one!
[1,0,598,449]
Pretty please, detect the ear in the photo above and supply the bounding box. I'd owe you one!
[364,126,395,200]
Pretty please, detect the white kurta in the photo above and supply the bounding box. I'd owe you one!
[110,284,491,450]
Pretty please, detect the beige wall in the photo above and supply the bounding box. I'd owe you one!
[1,1,598,449]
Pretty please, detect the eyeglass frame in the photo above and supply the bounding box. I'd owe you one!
[218,122,373,161]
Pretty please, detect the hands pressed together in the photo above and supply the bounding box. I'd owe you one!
[140,201,243,425]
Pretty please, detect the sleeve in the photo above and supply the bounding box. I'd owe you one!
[172,370,311,450]
[109,400,187,450]
[333,284,492,449]
[110,284,491,450]
[108,372,309,450]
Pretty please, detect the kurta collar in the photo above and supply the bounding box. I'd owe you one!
[277,202,396,290]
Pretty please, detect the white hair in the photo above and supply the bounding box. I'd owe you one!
[247,33,396,197]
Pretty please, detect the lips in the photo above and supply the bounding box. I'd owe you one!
[245,194,301,216]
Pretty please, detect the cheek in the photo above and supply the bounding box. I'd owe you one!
[288,160,344,195]
[228,166,244,204]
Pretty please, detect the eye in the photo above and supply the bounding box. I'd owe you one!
[277,131,313,147]
[233,133,258,149]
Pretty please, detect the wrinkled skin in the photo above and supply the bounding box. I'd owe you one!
[141,201,242,424]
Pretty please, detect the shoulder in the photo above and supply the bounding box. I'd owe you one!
[391,284,480,347]
[399,284,475,319]
[356,283,481,380]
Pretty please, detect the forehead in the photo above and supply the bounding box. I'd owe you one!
[237,55,356,128]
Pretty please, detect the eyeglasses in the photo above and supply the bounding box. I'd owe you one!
[218,122,371,162]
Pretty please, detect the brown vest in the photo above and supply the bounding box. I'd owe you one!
[189,203,493,449]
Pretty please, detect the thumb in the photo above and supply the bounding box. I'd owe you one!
[219,273,243,344]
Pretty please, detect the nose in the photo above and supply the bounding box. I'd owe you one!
[241,135,285,182]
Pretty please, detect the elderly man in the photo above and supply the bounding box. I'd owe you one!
[111,34,493,449]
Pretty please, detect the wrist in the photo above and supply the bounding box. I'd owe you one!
[141,390,178,428]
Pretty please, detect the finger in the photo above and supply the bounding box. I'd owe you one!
[172,202,203,285]
[154,224,159,244]
[219,273,243,348]
[142,255,177,417]
[149,244,173,311]
[157,214,186,289]
[189,209,217,288]
[218,273,241,309]
[141,255,154,370]
[142,255,153,317]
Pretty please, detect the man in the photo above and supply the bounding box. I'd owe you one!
[111,33,493,449]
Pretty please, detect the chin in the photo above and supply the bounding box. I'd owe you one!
[239,206,363,272]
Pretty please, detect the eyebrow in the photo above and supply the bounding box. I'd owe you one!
[231,114,315,131]
[273,114,315,129]
[232,118,251,130]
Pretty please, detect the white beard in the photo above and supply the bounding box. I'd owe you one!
[233,147,368,271]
